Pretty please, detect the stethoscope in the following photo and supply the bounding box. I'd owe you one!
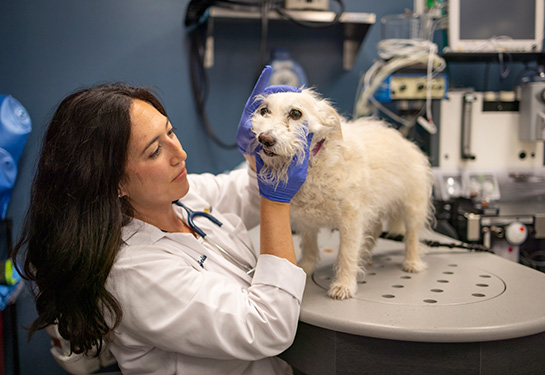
[175,202,257,275]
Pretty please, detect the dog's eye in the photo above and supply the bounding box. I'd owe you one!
[289,109,302,120]
[260,107,270,116]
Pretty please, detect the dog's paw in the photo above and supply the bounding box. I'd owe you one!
[327,281,356,300]
[298,258,317,275]
[402,259,428,273]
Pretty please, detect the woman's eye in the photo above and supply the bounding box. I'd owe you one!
[289,109,302,120]
[260,107,270,116]
[168,127,177,136]
[150,146,161,158]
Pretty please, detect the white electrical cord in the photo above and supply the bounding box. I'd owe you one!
[354,38,446,130]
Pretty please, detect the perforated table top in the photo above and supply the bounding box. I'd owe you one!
[294,229,545,343]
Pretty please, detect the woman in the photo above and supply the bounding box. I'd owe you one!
[13,66,312,374]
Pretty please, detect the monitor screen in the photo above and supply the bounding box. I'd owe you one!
[447,0,544,52]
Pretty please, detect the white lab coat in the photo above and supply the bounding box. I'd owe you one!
[106,168,306,374]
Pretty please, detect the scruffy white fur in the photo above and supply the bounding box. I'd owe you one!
[250,89,435,300]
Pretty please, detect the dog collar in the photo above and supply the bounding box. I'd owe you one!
[312,139,325,156]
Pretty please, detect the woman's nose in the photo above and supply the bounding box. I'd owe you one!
[170,138,187,165]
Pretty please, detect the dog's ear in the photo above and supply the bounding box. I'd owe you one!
[304,89,342,134]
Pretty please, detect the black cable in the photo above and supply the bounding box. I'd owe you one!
[257,0,272,75]
[188,22,238,149]
[483,61,490,92]
[184,0,346,149]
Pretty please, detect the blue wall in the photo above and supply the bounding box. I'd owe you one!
[0,0,539,373]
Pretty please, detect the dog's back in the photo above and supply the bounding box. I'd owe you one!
[297,117,434,235]
[343,118,433,201]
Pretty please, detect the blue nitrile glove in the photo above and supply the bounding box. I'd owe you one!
[237,66,301,155]
[256,132,314,203]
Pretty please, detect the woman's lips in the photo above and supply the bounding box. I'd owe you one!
[173,168,187,182]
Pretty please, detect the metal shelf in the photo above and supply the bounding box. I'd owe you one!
[205,7,376,70]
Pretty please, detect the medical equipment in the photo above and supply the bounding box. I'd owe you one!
[519,71,545,141]
[433,90,545,266]
[354,10,447,135]
[269,48,308,87]
[446,0,544,53]
[176,202,257,275]
[284,0,329,11]
[373,72,448,102]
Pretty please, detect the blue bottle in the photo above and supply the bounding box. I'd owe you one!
[0,95,31,219]
[269,48,308,88]
[0,95,32,165]
[0,148,16,219]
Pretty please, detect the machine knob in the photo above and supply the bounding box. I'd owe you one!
[504,222,528,245]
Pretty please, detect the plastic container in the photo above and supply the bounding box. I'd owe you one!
[0,95,32,165]
[269,48,308,87]
[0,148,17,220]
[381,13,436,41]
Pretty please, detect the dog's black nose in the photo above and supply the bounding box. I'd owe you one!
[258,133,276,147]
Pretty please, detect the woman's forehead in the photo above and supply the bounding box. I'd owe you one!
[128,100,168,151]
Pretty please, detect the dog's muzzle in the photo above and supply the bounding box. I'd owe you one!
[257,133,277,157]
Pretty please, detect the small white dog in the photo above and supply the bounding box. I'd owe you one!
[250,89,435,300]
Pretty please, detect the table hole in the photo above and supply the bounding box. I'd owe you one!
[443,271,454,275]
[437,280,449,283]
[382,294,395,299]
[448,264,458,267]
[476,284,489,287]
[357,280,367,284]
[368,272,377,276]
[472,293,486,297]
[430,289,444,293]
[400,276,412,279]
[423,299,437,304]
[479,275,492,278]
[392,285,404,289]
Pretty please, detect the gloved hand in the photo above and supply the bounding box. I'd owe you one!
[256,131,314,203]
[237,65,301,155]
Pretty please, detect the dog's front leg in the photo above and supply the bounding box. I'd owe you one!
[296,223,320,276]
[328,219,364,300]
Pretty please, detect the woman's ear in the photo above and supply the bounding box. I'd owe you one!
[118,185,126,198]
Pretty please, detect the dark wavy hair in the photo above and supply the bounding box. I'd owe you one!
[12,83,168,355]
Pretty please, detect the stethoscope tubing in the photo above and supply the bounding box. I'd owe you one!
[176,202,257,275]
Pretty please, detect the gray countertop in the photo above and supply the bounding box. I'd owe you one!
[293,229,545,343]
